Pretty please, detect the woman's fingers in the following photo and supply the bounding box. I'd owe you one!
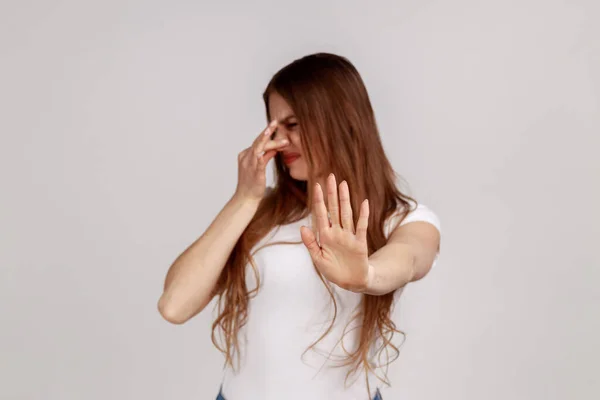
[262,138,289,152]
[258,149,278,169]
[253,119,277,145]
[355,199,370,243]
[339,180,354,233]
[313,183,331,233]
[327,174,340,227]
[236,120,285,202]
[254,120,280,156]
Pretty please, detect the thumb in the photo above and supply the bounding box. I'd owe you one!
[258,150,277,170]
[300,226,321,262]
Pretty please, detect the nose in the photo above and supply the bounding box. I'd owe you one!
[273,124,290,141]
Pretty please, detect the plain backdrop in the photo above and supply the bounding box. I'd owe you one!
[1,0,599,399]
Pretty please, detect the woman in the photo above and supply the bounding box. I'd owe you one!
[158,53,441,400]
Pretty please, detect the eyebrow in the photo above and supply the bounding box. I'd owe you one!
[278,115,297,123]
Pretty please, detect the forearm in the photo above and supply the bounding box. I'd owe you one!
[158,193,260,323]
[363,242,416,296]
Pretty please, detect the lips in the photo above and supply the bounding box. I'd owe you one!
[283,153,300,164]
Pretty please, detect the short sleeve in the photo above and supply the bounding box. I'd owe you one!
[385,204,440,237]
[384,203,442,268]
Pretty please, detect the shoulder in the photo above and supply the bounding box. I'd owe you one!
[384,203,442,273]
[384,203,441,238]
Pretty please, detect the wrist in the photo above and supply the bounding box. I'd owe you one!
[363,263,376,293]
[232,191,262,208]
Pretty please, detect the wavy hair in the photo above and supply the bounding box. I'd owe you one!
[211,53,416,389]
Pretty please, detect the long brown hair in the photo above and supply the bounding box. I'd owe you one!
[211,53,416,387]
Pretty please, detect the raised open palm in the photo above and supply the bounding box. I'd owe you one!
[300,174,370,293]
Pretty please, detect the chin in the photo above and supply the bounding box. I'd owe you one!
[288,166,309,182]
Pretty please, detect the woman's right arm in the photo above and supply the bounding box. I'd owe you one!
[157,120,288,324]
[158,193,261,324]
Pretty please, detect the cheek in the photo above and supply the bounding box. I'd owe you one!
[290,133,303,152]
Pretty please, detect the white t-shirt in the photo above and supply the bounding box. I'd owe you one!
[219,204,441,400]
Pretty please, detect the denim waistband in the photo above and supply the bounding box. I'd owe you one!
[216,387,383,400]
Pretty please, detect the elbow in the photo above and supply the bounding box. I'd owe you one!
[157,294,190,325]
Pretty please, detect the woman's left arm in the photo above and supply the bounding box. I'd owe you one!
[300,175,441,295]
[363,221,440,296]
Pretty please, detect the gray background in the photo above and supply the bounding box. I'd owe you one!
[1,0,599,399]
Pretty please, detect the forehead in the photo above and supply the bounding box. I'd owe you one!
[268,92,296,121]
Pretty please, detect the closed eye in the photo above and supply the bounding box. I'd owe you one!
[286,122,298,129]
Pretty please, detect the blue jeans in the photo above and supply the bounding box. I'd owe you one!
[216,388,383,400]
